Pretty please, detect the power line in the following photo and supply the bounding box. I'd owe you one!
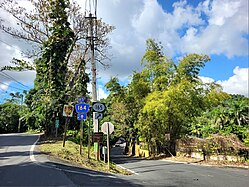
[0,88,11,103]
[0,72,30,89]
[0,87,8,93]
[0,81,26,91]
[0,38,22,53]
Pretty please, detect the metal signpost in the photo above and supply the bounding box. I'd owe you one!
[55,118,59,138]
[101,122,114,170]
[92,102,106,160]
[76,97,90,155]
[62,104,74,147]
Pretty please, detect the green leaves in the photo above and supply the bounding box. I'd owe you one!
[0,58,35,71]
[175,54,210,83]
[104,39,214,155]
[0,102,20,133]
[191,95,249,142]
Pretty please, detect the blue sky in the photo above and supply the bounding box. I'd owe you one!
[95,0,248,97]
[0,0,248,102]
[156,0,248,81]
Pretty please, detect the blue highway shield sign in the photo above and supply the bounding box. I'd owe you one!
[75,103,90,113]
[77,113,87,120]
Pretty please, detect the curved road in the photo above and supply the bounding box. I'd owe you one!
[0,133,138,186]
[0,133,248,187]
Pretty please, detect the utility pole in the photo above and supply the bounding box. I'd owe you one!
[85,0,99,160]
[18,94,23,133]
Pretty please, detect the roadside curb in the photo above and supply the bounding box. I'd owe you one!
[162,159,249,169]
[116,164,139,175]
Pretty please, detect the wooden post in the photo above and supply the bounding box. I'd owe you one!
[62,118,68,147]
[55,125,58,138]
[107,122,110,170]
[80,120,83,155]
[88,117,91,159]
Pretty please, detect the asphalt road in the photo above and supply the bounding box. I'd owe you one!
[111,147,249,187]
[0,134,248,187]
[0,133,139,187]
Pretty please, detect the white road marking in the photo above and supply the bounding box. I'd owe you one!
[116,164,139,175]
[62,168,117,178]
[30,135,40,162]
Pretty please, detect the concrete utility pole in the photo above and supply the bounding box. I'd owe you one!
[18,94,23,133]
[85,0,100,160]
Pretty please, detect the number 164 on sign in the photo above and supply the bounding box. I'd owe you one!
[75,104,90,113]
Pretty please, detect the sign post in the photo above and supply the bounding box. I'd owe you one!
[62,118,68,147]
[101,122,114,170]
[88,112,91,159]
[75,97,89,155]
[80,121,84,155]
[107,123,110,170]
[62,105,74,147]
[92,102,106,160]
[55,118,59,138]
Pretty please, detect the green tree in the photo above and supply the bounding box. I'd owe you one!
[105,75,148,155]
[1,0,114,133]
[175,54,210,83]
[104,39,211,156]
[0,102,20,133]
[191,95,249,141]
[136,79,206,155]
[141,39,175,91]
[135,39,210,156]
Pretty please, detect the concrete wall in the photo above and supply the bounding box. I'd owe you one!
[178,151,243,162]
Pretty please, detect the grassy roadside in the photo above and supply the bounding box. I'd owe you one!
[24,129,43,134]
[38,137,131,175]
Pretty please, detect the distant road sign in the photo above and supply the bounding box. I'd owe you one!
[78,96,88,103]
[75,103,90,113]
[92,102,106,112]
[95,113,103,120]
[93,132,103,143]
[77,113,87,120]
[101,122,114,134]
[63,105,74,117]
[55,119,59,128]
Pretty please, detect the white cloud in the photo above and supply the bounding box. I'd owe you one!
[207,0,241,26]
[217,67,248,97]
[200,67,248,96]
[0,0,248,100]
[199,76,215,84]
[95,0,248,80]
[97,86,108,100]
[0,38,36,87]
[0,83,8,91]
[181,0,248,57]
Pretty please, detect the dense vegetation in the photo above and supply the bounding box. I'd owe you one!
[0,0,113,134]
[102,39,249,156]
[0,1,248,158]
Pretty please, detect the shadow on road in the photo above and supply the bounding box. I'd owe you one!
[110,146,145,165]
[0,160,143,187]
[0,150,43,160]
[0,133,38,147]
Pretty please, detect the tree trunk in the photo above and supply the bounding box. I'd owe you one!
[169,139,176,156]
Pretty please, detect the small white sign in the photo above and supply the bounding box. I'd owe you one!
[95,113,103,120]
[101,122,114,135]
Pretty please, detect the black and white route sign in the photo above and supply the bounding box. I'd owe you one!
[95,112,103,120]
[92,102,106,112]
